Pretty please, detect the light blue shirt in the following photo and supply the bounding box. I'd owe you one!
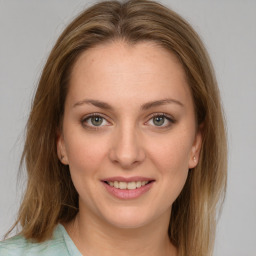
[0,224,82,256]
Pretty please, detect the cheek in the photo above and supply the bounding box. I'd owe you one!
[65,133,108,174]
[147,131,193,173]
[64,134,110,204]
[146,130,193,196]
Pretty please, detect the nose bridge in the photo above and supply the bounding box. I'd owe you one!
[119,122,138,153]
[109,120,145,168]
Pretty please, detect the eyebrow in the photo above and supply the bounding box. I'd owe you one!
[141,98,184,110]
[73,98,184,110]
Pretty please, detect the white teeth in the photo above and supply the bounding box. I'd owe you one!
[107,181,150,190]
[127,182,136,190]
[136,181,142,188]
[119,182,127,189]
[114,181,119,189]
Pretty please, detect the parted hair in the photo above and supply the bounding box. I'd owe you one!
[7,1,227,256]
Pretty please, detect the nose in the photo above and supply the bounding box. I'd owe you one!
[108,124,146,169]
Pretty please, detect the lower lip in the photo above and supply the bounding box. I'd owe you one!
[102,181,154,200]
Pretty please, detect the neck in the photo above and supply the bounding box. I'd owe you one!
[64,208,177,256]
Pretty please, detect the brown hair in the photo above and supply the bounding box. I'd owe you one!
[7,1,227,255]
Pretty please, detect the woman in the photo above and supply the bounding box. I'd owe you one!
[0,0,227,255]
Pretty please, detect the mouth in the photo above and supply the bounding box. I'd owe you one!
[103,180,153,190]
[101,177,155,199]
[102,177,155,200]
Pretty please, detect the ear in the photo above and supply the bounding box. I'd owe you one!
[188,124,203,169]
[56,131,69,165]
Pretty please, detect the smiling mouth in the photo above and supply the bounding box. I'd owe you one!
[104,181,153,190]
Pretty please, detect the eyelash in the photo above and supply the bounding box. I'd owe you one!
[81,112,175,130]
[81,113,109,130]
[147,113,176,128]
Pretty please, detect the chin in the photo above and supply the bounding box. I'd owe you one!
[107,217,150,230]
[101,206,161,230]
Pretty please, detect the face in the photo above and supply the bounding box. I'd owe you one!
[57,41,202,229]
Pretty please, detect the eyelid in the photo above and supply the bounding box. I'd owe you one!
[145,112,176,127]
[81,112,176,130]
[81,113,111,130]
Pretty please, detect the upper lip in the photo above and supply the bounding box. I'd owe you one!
[102,176,155,182]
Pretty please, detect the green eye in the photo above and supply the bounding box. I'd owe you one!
[90,116,103,126]
[148,114,175,128]
[153,116,165,126]
[82,114,108,129]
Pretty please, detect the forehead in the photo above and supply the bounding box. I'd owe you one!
[67,40,192,108]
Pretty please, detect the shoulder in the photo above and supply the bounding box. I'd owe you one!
[0,225,71,256]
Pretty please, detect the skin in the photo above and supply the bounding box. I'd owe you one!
[57,40,202,256]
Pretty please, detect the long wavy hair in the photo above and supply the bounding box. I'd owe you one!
[6,1,227,255]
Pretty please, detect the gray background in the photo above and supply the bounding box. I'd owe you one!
[0,0,255,255]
